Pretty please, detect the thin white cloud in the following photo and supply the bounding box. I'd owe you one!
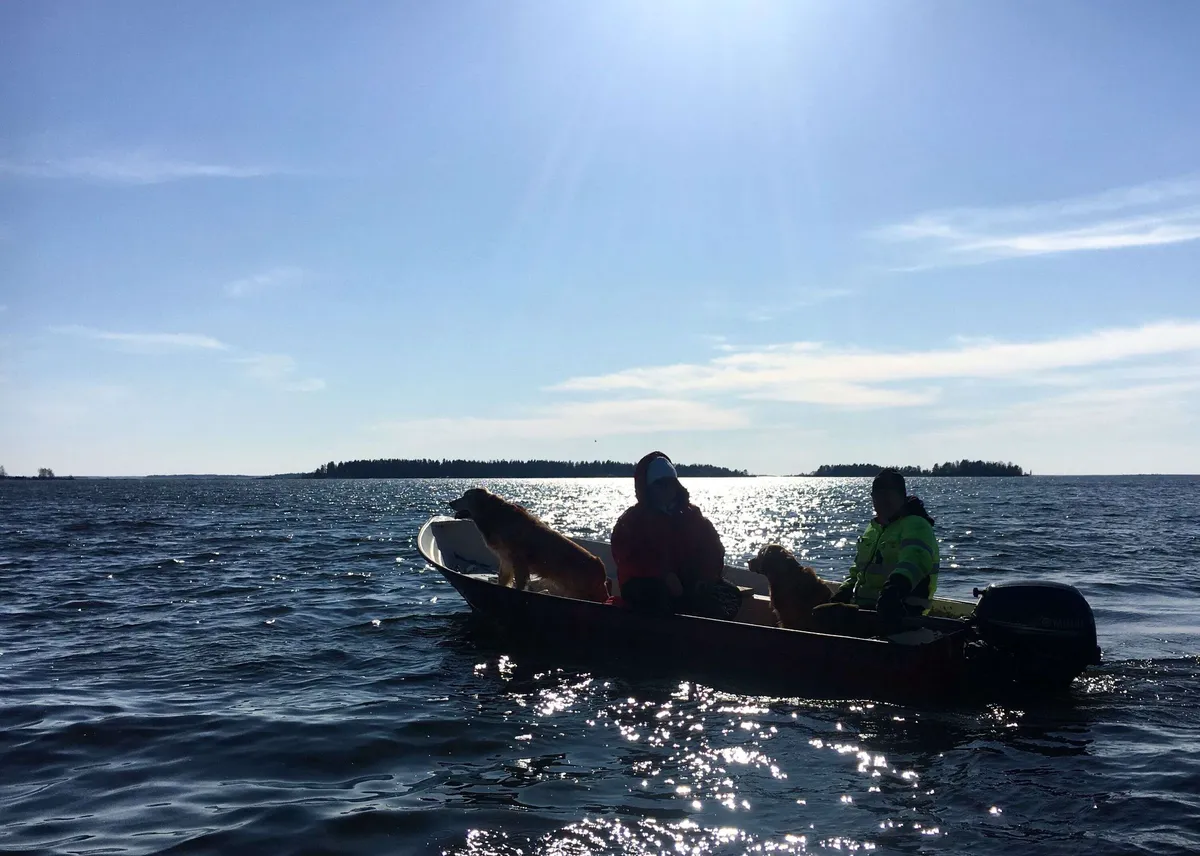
[376,399,747,442]
[705,288,854,323]
[922,379,1200,472]
[51,326,322,391]
[0,151,274,185]
[18,382,136,427]
[224,267,306,298]
[51,325,229,352]
[958,379,1200,421]
[232,353,325,392]
[875,175,1200,267]
[551,320,1200,408]
[285,378,327,393]
[745,289,855,323]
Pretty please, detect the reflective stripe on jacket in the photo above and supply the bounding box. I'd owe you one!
[846,514,939,609]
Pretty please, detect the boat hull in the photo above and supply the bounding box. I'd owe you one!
[419,518,969,700]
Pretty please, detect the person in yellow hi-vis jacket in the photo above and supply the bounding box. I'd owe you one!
[829,469,939,632]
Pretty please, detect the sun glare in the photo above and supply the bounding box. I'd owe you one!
[623,0,802,56]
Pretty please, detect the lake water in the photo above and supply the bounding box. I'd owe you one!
[2,476,1198,855]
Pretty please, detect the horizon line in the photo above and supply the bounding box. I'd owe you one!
[4,472,1198,479]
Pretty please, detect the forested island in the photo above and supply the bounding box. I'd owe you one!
[807,460,1027,477]
[309,458,750,479]
[0,467,74,480]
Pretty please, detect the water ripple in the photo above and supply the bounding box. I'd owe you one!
[1,476,1198,855]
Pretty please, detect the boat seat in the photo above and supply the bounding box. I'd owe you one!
[885,627,940,646]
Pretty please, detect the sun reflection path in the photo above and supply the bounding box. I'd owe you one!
[453,662,951,855]
[489,476,873,575]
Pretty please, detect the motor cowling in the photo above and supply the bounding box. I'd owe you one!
[970,581,1102,690]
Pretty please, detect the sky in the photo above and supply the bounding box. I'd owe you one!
[1,0,1199,476]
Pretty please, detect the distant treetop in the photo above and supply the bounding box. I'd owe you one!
[808,460,1027,477]
[309,458,750,479]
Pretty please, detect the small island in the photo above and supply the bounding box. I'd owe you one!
[308,458,750,479]
[806,460,1027,477]
[0,467,75,481]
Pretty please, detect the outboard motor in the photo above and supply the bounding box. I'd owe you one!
[969,582,1102,691]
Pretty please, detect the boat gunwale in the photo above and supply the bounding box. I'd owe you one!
[417,518,969,648]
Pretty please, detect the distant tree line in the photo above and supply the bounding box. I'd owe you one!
[309,458,750,479]
[808,460,1027,477]
[0,466,70,480]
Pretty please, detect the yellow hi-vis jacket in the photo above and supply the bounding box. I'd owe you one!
[846,514,939,610]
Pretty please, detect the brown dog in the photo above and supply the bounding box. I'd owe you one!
[448,487,608,602]
[748,544,832,630]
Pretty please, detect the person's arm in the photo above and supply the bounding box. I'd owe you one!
[875,519,937,629]
[691,511,726,584]
[888,518,936,591]
[831,528,869,603]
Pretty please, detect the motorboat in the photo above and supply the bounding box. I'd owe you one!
[417,516,1102,699]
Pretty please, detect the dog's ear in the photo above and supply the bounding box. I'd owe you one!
[763,543,792,566]
[749,543,778,574]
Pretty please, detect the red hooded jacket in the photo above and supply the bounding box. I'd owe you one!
[610,452,726,603]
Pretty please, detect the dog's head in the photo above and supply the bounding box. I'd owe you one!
[748,543,798,584]
[749,543,831,603]
[448,487,492,520]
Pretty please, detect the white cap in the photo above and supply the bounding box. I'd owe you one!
[646,456,678,485]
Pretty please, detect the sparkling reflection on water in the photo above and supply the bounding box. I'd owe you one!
[1,476,1198,855]
[442,655,1133,855]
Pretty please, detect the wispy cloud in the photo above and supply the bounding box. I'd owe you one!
[51,325,229,353]
[923,379,1200,471]
[0,151,275,185]
[232,354,325,392]
[17,382,135,427]
[703,288,854,323]
[745,289,854,323]
[51,326,323,391]
[376,399,747,442]
[875,175,1200,268]
[224,267,306,298]
[551,320,1200,408]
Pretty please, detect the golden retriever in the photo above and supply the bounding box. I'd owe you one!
[748,544,832,630]
[448,487,608,602]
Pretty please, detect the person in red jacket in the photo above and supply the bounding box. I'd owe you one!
[610,452,741,619]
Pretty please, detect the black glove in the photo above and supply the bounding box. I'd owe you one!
[874,575,913,636]
[830,582,856,604]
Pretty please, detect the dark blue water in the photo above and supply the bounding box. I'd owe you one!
[2,477,1198,855]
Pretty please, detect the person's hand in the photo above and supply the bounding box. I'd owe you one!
[875,575,913,636]
[875,588,905,635]
[664,573,684,599]
[830,582,855,605]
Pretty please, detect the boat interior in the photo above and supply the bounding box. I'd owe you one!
[418,517,971,645]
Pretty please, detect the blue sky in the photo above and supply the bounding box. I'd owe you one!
[2,0,1198,476]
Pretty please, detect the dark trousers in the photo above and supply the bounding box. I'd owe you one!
[808,602,922,637]
[622,577,742,621]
